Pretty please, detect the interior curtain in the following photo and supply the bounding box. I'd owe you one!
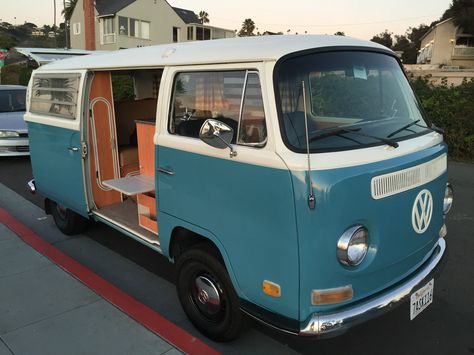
[279,74,303,113]
[195,73,228,113]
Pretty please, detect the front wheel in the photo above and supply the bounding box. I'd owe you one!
[50,201,89,236]
[176,247,243,341]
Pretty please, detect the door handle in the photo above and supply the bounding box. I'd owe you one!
[68,146,79,152]
[158,167,174,176]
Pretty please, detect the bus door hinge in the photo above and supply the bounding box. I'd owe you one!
[81,142,88,159]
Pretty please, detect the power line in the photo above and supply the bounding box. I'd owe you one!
[212,14,441,28]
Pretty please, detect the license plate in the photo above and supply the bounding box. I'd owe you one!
[410,279,434,320]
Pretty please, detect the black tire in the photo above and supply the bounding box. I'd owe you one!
[176,246,243,341]
[50,201,89,236]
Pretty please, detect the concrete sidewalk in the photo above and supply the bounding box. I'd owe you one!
[0,223,181,355]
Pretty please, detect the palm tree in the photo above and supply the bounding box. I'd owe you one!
[199,11,210,24]
[61,0,77,48]
[238,19,256,37]
[62,0,78,22]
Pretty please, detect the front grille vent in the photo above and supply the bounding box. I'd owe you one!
[371,154,447,199]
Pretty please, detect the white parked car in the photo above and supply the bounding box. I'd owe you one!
[0,85,29,156]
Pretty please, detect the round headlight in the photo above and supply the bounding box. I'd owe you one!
[443,183,453,215]
[337,226,369,266]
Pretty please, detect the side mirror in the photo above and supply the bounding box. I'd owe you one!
[199,119,237,158]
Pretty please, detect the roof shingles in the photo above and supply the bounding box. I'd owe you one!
[95,0,137,16]
[94,0,200,23]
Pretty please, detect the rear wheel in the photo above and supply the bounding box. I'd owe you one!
[50,201,89,236]
[176,246,243,341]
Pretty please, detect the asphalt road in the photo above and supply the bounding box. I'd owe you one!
[0,156,473,355]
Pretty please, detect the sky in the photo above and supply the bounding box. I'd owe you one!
[0,0,453,40]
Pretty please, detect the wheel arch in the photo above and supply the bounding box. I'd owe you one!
[159,216,246,300]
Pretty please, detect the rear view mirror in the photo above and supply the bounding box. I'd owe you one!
[199,119,237,158]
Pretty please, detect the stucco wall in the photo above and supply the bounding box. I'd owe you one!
[115,0,186,48]
[432,21,456,65]
[70,0,85,49]
[405,65,474,86]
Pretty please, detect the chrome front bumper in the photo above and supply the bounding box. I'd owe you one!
[0,138,30,156]
[300,238,447,337]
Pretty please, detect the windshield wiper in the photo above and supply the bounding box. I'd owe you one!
[387,120,444,138]
[387,120,421,138]
[309,127,399,148]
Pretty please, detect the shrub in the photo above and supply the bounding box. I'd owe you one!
[411,75,474,161]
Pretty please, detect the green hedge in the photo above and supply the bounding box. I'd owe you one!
[411,76,474,161]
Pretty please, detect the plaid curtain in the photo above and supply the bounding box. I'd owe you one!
[195,72,228,113]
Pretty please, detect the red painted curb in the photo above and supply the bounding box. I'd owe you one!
[0,207,220,355]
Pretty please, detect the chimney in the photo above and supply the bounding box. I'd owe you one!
[83,0,96,50]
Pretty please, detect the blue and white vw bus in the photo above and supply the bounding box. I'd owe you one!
[25,35,452,341]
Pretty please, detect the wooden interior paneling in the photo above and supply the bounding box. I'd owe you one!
[136,122,156,176]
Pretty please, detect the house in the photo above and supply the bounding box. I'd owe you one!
[69,0,235,50]
[417,18,474,68]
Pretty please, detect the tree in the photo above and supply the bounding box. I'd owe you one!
[392,34,412,62]
[334,31,345,36]
[370,30,393,48]
[442,0,474,34]
[199,11,210,24]
[62,0,78,22]
[0,33,18,49]
[238,19,256,37]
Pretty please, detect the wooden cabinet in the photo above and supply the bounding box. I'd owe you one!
[136,121,155,176]
[136,120,158,235]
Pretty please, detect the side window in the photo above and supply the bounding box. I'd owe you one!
[169,70,267,146]
[30,74,80,119]
[238,73,267,145]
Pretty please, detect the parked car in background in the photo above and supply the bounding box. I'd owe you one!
[0,85,29,156]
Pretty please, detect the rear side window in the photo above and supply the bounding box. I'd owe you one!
[30,73,81,119]
[169,70,266,146]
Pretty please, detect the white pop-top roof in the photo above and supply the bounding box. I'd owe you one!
[38,35,390,72]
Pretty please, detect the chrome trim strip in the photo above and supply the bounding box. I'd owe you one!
[92,211,162,253]
[300,238,446,337]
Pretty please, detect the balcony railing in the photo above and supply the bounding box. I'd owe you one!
[101,33,116,45]
[453,46,474,57]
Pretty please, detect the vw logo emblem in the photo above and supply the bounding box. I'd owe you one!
[412,189,433,234]
[198,289,210,304]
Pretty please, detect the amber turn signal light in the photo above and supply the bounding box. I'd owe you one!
[312,285,353,305]
[262,280,281,298]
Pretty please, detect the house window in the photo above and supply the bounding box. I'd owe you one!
[173,27,180,43]
[116,17,150,40]
[119,16,129,36]
[72,22,81,35]
[169,70,267,146]
[187,26,194,40]
[141,21,150,39]
[456,36,474,47]
[130,18,139,38]
[30,74,81,120]
[196,27,211,41]
[101,17,116,44]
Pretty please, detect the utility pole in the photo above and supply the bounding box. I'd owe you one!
[53,0,58,47]
[63,0,69,48]
[53,0,57,28]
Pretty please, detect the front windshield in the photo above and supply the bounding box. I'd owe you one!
[276,51,429,152]
[0,90,26,113]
